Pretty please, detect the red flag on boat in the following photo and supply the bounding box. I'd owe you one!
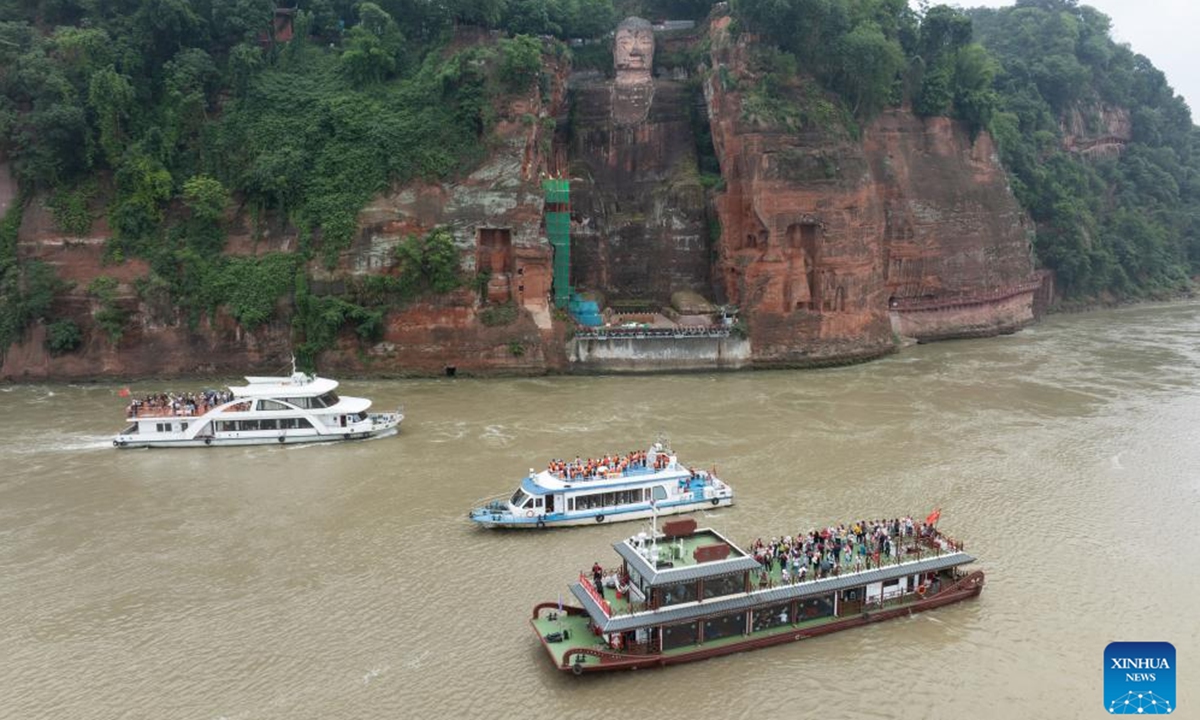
[117,387,131,398]
[925,507,941,526]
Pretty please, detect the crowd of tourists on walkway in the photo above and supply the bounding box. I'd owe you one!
[547,449,670,480]
[748,516,953,585]
[127,388,234,418]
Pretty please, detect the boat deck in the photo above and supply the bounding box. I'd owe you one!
[591,534,954,618]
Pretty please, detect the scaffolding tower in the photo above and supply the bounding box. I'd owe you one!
[543,178,571,309]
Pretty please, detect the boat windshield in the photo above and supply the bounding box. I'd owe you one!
[510,489,530,508]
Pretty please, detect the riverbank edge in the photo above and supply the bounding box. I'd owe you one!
[4,292,1195,384]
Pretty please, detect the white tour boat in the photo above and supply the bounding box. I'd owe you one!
[113,372,402,448]
[469,443,734,528]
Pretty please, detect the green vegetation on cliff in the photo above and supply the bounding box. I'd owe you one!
[0,0,616,363]
[2,0,1198,368]
[727,0,1198,299]
[971,0,1199,297]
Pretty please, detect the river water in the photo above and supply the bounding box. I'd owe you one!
[2,302,1199,720]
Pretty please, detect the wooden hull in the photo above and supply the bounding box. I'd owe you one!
[535,570,985,674]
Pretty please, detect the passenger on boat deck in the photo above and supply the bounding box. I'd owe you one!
[751,516,948,583]
[592,562,604,596]
[548,449,655,480]
[127,388,234,417]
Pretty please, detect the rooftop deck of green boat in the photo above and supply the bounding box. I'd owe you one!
[632,528,748,569]
[584,530,963,620]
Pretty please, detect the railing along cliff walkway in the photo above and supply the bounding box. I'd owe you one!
[890,280,1041,313]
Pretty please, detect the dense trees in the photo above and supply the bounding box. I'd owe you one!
[972,0,1200,296]
[0,0,1197,363]
[729,0,1197,298]
[0,0,619,361]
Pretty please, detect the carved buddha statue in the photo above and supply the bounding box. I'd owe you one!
[612,17,655,125]
[614,17,654,87]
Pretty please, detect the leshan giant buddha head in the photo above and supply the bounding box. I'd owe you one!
[614,17,654,86]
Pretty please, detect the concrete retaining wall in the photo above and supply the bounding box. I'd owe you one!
[567,336,751,372]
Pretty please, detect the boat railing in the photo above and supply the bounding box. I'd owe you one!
[368,405,404,424]
[747,533,966,589]
[470,494,513,515]
[126,404,216,419]
[126,400,251,419]
[549,463,680,483]
[579,572,614,616]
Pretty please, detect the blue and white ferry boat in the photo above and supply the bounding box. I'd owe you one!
[469,443,734,529]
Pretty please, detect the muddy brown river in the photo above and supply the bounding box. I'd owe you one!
[2,301,1198,719]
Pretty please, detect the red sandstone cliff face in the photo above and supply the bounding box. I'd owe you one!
[1060,103,1132,159]
[3,24,1042,380]
[3,190,297,380]
[705,19,894,365]
[2,41,570,381]
[704,17,1037,356]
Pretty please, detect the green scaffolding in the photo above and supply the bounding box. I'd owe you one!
[543,178,570,309]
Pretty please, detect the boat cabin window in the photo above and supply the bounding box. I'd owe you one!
[216,418,312,432]
[280,396,323,409]
[510,489,531,508]
[573,489,644,510]
[661,621,698,651]
[703,612,746,642]
[752,603,792,632]
[798,594,834,622]
[651,486,668,502]
[656,581,697,607]
[702,573,744,600]
[318,391,340,407]
[276,418,312,430]
[357,411,368,421]
[155,423,171,432]
[259,399,292,411]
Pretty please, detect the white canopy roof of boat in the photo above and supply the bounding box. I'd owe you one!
[231,374,338,397]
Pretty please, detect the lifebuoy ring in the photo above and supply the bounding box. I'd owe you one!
[711,498,719,506]
[595,514,605,523]
[278,436,285,443]
[112,439,119,447]
[525,510,535,518]
[916,584,927,597]
[571,661,583,676]
[204,437,212,446]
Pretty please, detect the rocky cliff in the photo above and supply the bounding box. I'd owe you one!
[566,73,711,304]
[2,42,571,381]
[704,17,1037,359]
[3,21,1043,381]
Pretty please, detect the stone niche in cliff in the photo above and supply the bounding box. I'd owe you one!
[566,17,711,306]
